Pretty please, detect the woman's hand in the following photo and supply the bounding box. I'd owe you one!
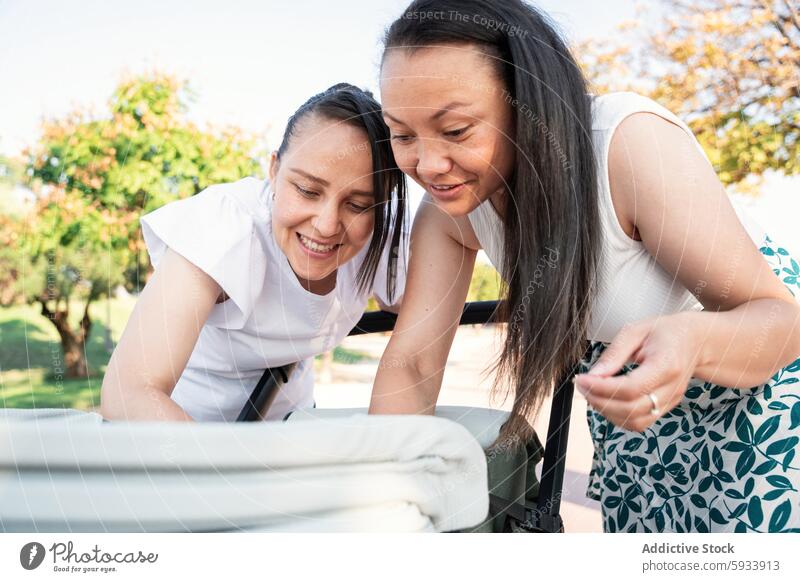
[573,312,702,432]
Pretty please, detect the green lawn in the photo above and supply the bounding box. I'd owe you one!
[0,297,136,410]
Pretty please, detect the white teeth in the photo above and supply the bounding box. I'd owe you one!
[299,234,336,253]
[432,184,456,190]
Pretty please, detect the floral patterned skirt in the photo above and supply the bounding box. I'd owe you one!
[583,235,800,533]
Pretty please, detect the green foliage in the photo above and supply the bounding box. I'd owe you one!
[25,72,264,293]
[467,261,502,302]
[5,71,264,377]
[578,0,799,191]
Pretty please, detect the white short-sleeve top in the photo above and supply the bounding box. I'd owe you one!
[468,92,767,343]
[140,177,406,421]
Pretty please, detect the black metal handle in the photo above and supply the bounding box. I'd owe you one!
[347,300,501,336]
[236,363,296,422]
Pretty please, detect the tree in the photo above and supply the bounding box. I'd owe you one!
[0,155,29,305]
[18,72,263,377]
[467,262,501,302]
[578,0,799,190]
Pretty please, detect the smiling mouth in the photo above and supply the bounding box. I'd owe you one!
[297,233,341,254]
[429,182,466,192]
[427,181,470,199]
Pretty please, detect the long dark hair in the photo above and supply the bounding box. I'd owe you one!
[384,0,601,443]
[277,83,407,302]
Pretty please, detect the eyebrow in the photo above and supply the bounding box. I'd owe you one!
[289,168,330,187]
[289,167,374,198]
[384,101,472,125]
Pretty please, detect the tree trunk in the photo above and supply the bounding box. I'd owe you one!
[40,299,93,378]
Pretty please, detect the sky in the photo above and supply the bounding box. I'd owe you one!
[1,0,798,252]
[0,0,643,156]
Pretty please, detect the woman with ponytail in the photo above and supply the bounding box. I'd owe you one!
[370,0,800,532]
[102,83,407,424]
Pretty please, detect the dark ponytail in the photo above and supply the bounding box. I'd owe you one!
[384,0,601,443]
[277,83,407,302]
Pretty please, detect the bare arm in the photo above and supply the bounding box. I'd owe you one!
[572,112,800,431]
[100,248,223,421]
[608,112,800,387]
[369,198,478,415]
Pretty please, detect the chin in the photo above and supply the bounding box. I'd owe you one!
[295,266,332,283]
[430,195,481,218]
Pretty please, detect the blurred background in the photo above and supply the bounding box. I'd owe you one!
[1,0,798,531]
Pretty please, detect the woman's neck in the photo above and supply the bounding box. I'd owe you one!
[298,270,337,295]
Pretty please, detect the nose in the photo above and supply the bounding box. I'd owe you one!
[311,199,342,238]
[416,137,453,183]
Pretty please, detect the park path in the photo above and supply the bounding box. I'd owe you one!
[314,325,603,533]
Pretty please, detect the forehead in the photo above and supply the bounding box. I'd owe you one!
[282,116,374,187]
[380,46,503,117]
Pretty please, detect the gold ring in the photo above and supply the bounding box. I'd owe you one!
[647,392,661,416]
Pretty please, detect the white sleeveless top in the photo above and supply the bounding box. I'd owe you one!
[140,177,406,421]
[468,92,766,343]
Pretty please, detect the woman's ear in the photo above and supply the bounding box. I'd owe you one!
[268,151,279,184]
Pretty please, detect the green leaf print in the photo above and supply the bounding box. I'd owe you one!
[791,402,800,429]
[783,449,796,471]
[735,411,754,444]
[767,475,792,489]
[710,508,728,525]
[754,416,781,444]
[722,441,751,453]
[659,421,679,437]
[766,437,799,456]
[690,494,706,508]
[736,448,757,478]
[753,460,778,475]
[730,503,747,520]
[769,499,792,532]
[748,497,764,529]
[585,233,800,533]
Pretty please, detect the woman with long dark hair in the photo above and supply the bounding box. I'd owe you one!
[102,83,407,423]
[370,0,800,532]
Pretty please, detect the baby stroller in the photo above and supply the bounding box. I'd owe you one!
[0,301,580,533]
[239,300,581,533]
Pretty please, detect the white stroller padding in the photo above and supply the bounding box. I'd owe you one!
[288,406,509,449]
[0,408,488,532]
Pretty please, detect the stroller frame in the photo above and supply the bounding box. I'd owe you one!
[237,300,580,533]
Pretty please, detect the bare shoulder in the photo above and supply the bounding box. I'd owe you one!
[607,112,696,241]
